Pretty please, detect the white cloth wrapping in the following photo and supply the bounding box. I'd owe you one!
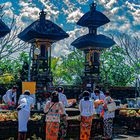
[79,99,95,116]
[18,95,34,112]
[58,92,70,107]
[58,92,72,115]
[18,109,30,132]
[2,89,16,104]
[18,95,34,132]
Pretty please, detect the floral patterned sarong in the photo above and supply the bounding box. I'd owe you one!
[80,116,93,140]
[46,122,60,140]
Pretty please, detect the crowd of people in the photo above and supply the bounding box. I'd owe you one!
[1,85,116,140]
[79,87,115,140]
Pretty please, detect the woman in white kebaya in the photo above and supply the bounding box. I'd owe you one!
[79,91,95,140]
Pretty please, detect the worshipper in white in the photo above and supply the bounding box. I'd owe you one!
[17,90,34,140]
[79,91,95,117]
[92,89,105,115]
[57,86,73,108]
[57,86,73,139]
[79,91,95,140]
[2,86,18,106]
[91,86,105,100]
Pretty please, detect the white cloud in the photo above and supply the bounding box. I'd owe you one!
[19,1,30,7]
[119,22,131,32]
[99,0,106,3]
[94,0,140,35]
[110,7,119,14]
[38,0,59,21]
[52,27,87,57]
[20,7,40,21]
[62,0,76,15]
[126,1,140,26]
[77,0,88,4]
[4,9,14,19]
[106,0,117,9]
[3,2,12,8]
[67,9,83,23]
[98,0,117,9]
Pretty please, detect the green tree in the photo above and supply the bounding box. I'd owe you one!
[0,52,29,84]
[100,46,134,86]
[117,34,140,96]
[52,49,84,85]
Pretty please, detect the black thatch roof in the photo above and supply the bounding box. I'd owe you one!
[77,3,110,28]
[18,10,69,42]
[0,19,10,38]
[71,34,115,50]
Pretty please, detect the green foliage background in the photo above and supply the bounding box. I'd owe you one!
[0,44,137,87]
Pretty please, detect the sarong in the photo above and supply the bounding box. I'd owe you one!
[58,114,68,139]
[18,109,30,132]
[103,118,113,139]
[46,122,60,140]
[80,116,93,140]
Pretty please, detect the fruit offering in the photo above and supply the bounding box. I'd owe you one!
[138,110,140,115]
[119,109,140,117]
[0,104,9,110]
[68,99,77,104]
[126,110,136,117]
[94,100,104,108]
[0,111,18,121]
[30,113,43,121]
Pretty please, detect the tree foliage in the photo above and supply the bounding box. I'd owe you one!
[100,46,134,86]
[0,52,29,84]
[116,34,140,95]
[52,49,84,85]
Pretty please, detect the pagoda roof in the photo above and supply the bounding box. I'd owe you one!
[0,19,10,38]
[77,3,110,28]
[71,34,115,50]
[18,10,69,42]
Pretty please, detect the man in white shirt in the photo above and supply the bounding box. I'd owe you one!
[91,86,105,100]
[57,86,72,108]
[2,86,18,106]
[57,86,72,139]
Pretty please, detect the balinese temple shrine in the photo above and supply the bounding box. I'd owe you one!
[71,2,115,90]
[18,10,69,102]
[0,19,10,38]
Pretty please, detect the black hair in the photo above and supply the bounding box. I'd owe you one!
[83,91,90,101]
[12,86,18,90]
[24,90,30,96]
[51,91,59,103]
[94,89,100,94]
[105,91,110,96]
[57,86,64,92]
[95,85,100,89]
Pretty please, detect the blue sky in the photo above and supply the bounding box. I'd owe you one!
[0,0,140,56]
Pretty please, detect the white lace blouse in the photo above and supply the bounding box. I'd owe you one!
[79,99,95,116]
